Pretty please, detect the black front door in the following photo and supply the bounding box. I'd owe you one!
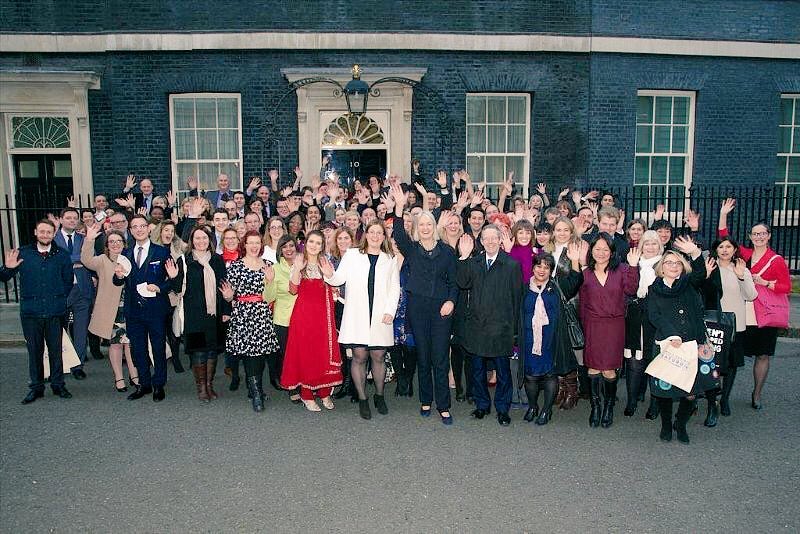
[13,154,73,245]
[323,149,387,187]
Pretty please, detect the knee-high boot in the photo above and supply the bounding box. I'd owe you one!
[624,358,645,416]
[601,376,618,428]
[88,332,104,360]
[675,398,693,444]
[403,345,417,398]
[577,365,591,400]
[554,376,567,408]
[704,390,719,427]
[589,374,602,427]
[205,357,219,400]
[560,370,579,410]
[657,397,673,441]
[720,367,737,416]
[335,345,353,399]
[191,363,209,402]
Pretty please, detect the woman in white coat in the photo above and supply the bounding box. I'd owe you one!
[325,220,401,420]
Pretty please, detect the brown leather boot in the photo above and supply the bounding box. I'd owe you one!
[560,371,579,410]
[554,376,567,408]
[192,364,210,402]
[206,359,219,400]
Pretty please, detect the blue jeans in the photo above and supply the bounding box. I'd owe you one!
[470,354,512,414]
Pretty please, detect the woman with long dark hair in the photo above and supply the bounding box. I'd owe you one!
[325,221,400,419]
[579,233,640,428]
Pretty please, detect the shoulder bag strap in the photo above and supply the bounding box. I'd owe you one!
[755,254,779,278]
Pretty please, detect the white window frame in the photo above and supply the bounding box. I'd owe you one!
[168,93,243,196]
[465,92,531,199]
[634,90,696,222]
[776,93,800,226]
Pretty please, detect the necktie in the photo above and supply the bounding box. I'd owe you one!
[487,258,494,271]
[66,233,73,254]
[136,246,144,267]
[145,197,150,211]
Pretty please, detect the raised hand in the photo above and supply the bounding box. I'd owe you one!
[288,196,302,212]
[558,187,570,199]
[248,176,261,191]
[304,220,316,234]
[46,212,60,229]
[500,225,513,252]
[673,235,699,255]
[571,190,583,205]
[280,185,294,198]
[536,182,547,195]
[356,188,370,205]
[4,249,22,269]
[186,176,198,191]
[114,262,126,279]
[654,204,666,220]
[261,263,275,284]
[455,191,469,211]
[319,256,334,278]
[684,208,700,231]
[579,240,589,266]
[125,174,137,191]
[704,257,717,279]
[137,207,148,216]
[470,189,484,207]
[381,192,395,211]
[617,209,626,233]
[293,253,306,272]
[66,195,77,208]
[413,182,427,196]
[566,241,582,263]
[268,169,279,183]
[503,174,514,195]
[720,198,736,216]
[458,233,474,258]
[293,166,303,181]
[322,154,331,167]
[219,280,235,301]
[389,181,407,211]
[435,170,448,188]
[166,190,177,207]
[84,223,101,241]
[626,247,641,266]
[165,257,179,279]
[733,258,747,279]
[585,190,599,201]
[187,197,205,218]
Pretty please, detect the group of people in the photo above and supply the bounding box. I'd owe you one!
[2,164,792,445]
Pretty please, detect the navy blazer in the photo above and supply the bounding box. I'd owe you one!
[113,241,172,318]
[54,231,95,299]
[0,244,74,317]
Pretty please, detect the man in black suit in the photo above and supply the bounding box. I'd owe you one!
[456,224,524,426]
[113,214,172,401]
[117,174,157,214]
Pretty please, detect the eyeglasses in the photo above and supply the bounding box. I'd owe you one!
[107,240,124,245]
[662,260,682,267]
[750,231,769,237]
[130,224,148,230]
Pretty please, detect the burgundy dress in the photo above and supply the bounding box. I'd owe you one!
[579,264,639,370]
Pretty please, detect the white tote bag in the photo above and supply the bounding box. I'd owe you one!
[645,340,698,393]
[43,329,82,378]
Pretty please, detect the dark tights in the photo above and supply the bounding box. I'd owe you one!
[524,374,558,412]
[352,348,386,400]
[625,358,648,409]
[242,355,266,381]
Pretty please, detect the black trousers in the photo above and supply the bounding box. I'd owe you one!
[407,295,453,411]
[21,315,65,390]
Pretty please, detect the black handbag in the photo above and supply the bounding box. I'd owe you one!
[554,280,584,350]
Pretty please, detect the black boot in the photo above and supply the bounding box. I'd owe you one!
[674,398,692,444]
[523,375,541,422]
[720,367,737,416]
[535,375,558,426]
[402,346,417,398]
[645,395,660,420]
[577,365,591,400]
[601,376,618,428]
[335,370,353,399]
[589,375,602,428]
[624,358,644,416]
[228,356,240,391]
[247,376,263,412]
[704,392,719,428]
[88,333,104,360]
[658,397,673,442]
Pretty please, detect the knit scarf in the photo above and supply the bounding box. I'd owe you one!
[637,254,662,298]
[191,250,217,316]
[529,281,550,356]
[222,247,239,265]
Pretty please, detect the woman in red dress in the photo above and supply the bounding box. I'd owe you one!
[280,230,343,411]
[579,233,640,429]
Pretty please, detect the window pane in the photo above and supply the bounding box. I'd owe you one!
[487,97,506,124]
[779,126,792,153]
[507,97,526,124]
[780,98,794,126]
[485,156,505,183]
[467,126,486,153]
[672,126,687,153]
[654,126,671,153]
[53,160,72,177]
[217,99,238,128]
[669,156,685,184]
[507,125,526,153]
[632,185,650,212]
[197,130,218,159]
[655,97,672,123]
[218,130,239,159]
[195,99,217,128]
[789,156,800,182]
[177,163,197,185]
[219,162,240,189]
[651,156,668,184]
[506,156,524,180]
[794,129,800,153]
[673,97,689,125]
[198,162,219,184]
[634,156,650,184]
[487,125,506,152]
[466,156,484,181]
[173,99,195,128]
[467,96,486,124]
[635,125,652,152]
[636,96,653,123]
[174,130,196,160]
[776,156,788,183]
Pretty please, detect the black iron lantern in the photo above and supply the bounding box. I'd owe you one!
[344,64,369,115]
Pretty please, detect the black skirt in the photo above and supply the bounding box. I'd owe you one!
[743,325,779,357]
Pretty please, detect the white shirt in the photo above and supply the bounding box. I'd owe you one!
[36,243,52,254]
[262,246,277,265]
[485,253,498,269]
[134,240,151,267]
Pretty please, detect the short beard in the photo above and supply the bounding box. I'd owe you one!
[36,238,52,247]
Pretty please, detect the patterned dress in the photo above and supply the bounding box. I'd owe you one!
[225,259,280,358]
[109,291,129,345]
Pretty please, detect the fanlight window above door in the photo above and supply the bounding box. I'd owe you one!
[11,116,71,148]
[322,113,385,145]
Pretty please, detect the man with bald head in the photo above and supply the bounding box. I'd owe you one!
[119,174,157,214]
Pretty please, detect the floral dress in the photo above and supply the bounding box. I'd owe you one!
[109,291,129,344]
[225,259,280,358]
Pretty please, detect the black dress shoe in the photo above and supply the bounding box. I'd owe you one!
[91,350,105,360]
[71,369,87,380]
[470,408,488,419]
[229,374,240,391]
[497,412,511,426]
[455,391,466,402]
[127,385,152,400]
[152,386,165,402]
[523,406,539,422]
[21,389,44,404]
[51,386,72,399]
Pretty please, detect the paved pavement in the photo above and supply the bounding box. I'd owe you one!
[1,340,798,533]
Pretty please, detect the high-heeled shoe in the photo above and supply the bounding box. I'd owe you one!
[302,399,321,412]
[128,376,140,388]
[115,379,128,393]
[320,396,335,410]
